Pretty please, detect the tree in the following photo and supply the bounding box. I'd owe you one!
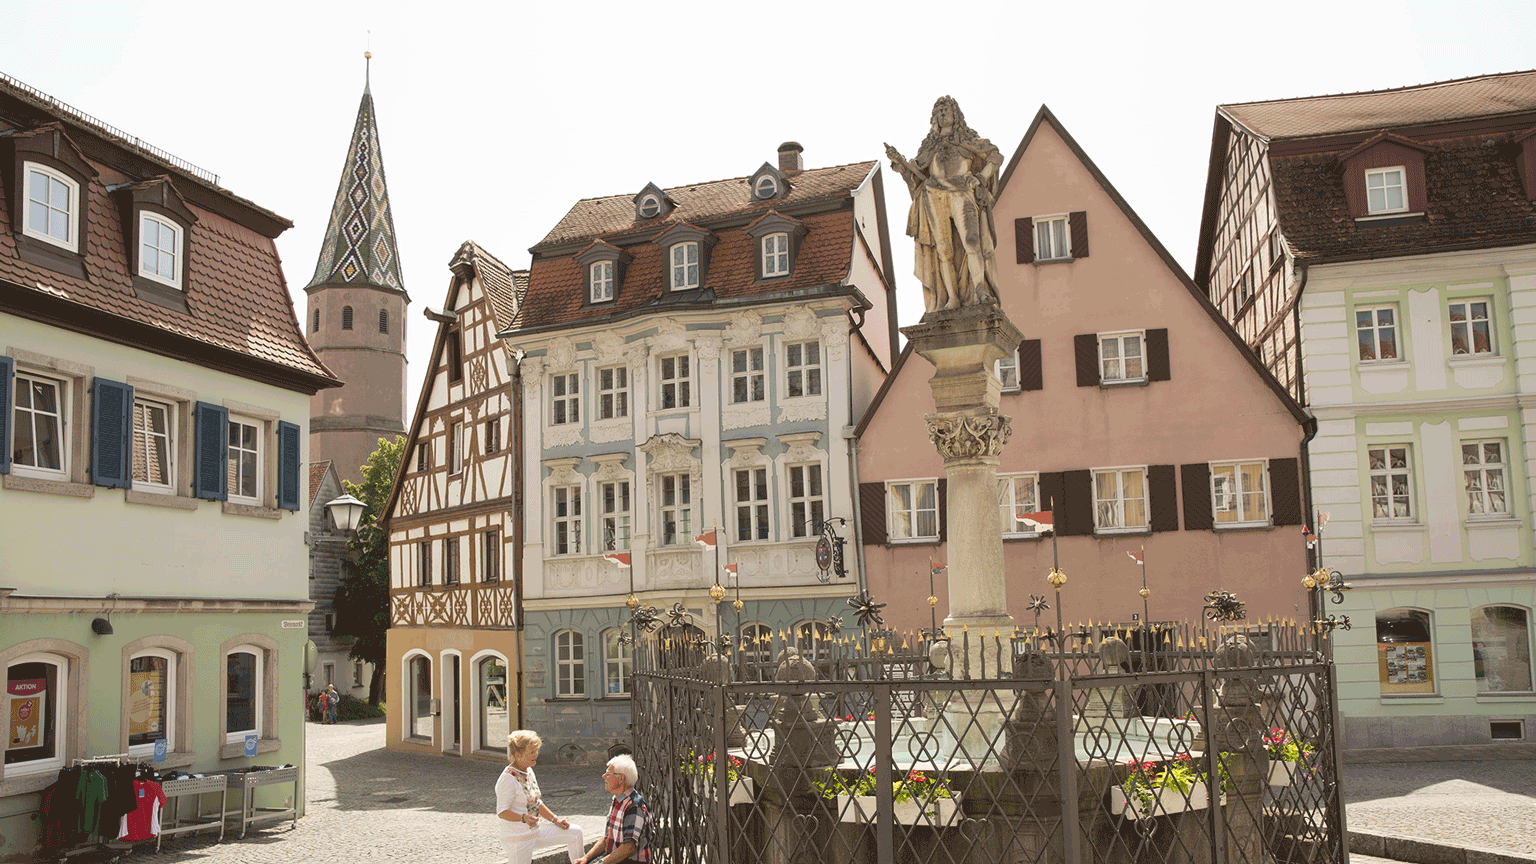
[333,435,405,706]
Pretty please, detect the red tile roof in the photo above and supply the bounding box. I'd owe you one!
[309,461,334,507]
[449,240,526,329]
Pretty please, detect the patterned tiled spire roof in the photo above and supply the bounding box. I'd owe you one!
[306,82,405,294]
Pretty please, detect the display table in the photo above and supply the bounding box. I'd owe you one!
[219,767,299,838]
[157,775,229,850]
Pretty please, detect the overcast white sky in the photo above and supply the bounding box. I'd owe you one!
[6,0,1534,405]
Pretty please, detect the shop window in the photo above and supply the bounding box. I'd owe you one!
[1377,609,1435,695]
[5,654,66,774]
[225,647,263,743]
[407,654,433,740]
[1471,605,1533,693]
[478,655,508,751]
[127,650,175,756]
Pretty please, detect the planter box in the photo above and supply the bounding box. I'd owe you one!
[1109,783,1224,820]
[836,794,961,826]
[699,776,755,806]
[1269,760,1298,786]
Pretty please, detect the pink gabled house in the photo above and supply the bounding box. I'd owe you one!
[855,107,1312,635]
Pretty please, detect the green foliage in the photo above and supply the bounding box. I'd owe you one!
[332,436,406,705]
[335,694,386,721]
[1121,752,1235,810]
[1264,728,1315,763]
[811,768,953,802]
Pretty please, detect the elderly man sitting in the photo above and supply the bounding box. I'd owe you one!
[578,754,648,864]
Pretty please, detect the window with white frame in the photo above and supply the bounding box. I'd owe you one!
[5,654,67,773]
[788,463,825,538]
[482,530,499,583]
[224,647,262,743]
[600,480,631,551]
[132,397,174,492]
[1471,605,1532,693]
[1368,445,1414,521]
[24,163,78,250]
[443,536,460,586]
[1449,299,1494,356]
[477,655,507,750]
[670,242,700,290]
[590,260,615,303]
[731,347,765,404]
[138,213,180,287]
[226,415,261,504]
[762,233,790,277]
[551,485,583,555]
[1035,215,1069,260]
[659,353,691,409]
[554,630,585,697]
[1099,332,1145,383]
[551,373,580,425]
[127,650,176,755]
[418,541,432,587]
[1462,440,1508,516]
[734,467,770,541]
[740,623,773,682]
[597,366,628,420]
[659,472,692,545]
[449,422,464,474]
[11,370,68,480]
[407,654,432,738]
[1365,167,1407,214]
[995,350,1020,392]
[603,629,632,696]
[888,480,939,541]
[998,474,1039,536]
[1357,306,1400,362]
[785,341,821,398]
[754,175,778,199]
[1093,467,1148,531]
[1211,461,1269,525]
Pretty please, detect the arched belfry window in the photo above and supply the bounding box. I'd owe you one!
[342,306,354,330]
[379,308,389,334]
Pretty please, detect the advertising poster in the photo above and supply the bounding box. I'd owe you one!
[128,669,162,739]
[1377,642,1435,694]
[7,679,45,751]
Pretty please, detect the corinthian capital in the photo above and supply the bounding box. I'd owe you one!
[925,412,1011,460]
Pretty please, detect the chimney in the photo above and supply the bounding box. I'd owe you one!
[777,141,803,173]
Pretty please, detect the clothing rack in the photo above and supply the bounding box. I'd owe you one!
[70,753,133,766]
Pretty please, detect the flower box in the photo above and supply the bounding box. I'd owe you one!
[1109,783,1224,820]
[836,794,962,826]
[729,777,755,806]
[1269,760,1294,787]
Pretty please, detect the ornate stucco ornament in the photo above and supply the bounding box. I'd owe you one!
[924,413,1012,460]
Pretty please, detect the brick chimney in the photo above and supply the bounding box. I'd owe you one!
[778,141,803,173]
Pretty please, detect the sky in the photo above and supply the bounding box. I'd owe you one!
[5,0,1534,407]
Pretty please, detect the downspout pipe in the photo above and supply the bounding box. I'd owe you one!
[511,346,527,732]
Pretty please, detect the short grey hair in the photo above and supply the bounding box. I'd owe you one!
[607,753,638,787]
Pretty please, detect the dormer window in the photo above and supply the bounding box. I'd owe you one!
[138,213,180,287]
[748,161,790,202]
[640,196,661,218]
[5,124,97,278]
[575,239,630,306]
[744,210,807,281]
[633,182,674,221]
[113,176,198,307]
[653,223,715,292]
[1338,134,1428,220]
[1366,167,1407,214]
[754,175,778,199]
[762,233,789,277]
[591,261,615,302]
[24,164,77,250]
[671,242,699,290]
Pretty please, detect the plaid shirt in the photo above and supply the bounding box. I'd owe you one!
[602,787,649,862]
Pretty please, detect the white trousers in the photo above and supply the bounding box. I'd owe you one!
[501,823,585,864]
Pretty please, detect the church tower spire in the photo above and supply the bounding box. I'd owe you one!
[305,57,409,486]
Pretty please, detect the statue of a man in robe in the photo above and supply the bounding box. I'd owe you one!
[886,96,1004,313]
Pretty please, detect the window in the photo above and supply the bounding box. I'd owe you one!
[484,419,500,455]
[1236,267,1254,306]
[11,370,68,480]
[1471,606,1532,693]
[590,261,615,303]
[1094,467,1148,531]
[443,537,460,586]
[1211,461,1269,525]
[639,195,661,219]
[1035,215,1069,260]
[418,540,432,587]
[1462,440,1508,516]
[127,651,175,755]
[449,422,464,475]
[597,366,628,420]
[785,341,822,398]
[342,306,354,330]
[478,656,508,750]
[888,480,938,541]
[659,472,692,546]
[1099,332,1145,383]
[353,661,364,687]
[554,631,585,697]
[225,648,262,743]
[551,373,580,425]
[795,621,831,664]
[131,397,174,492]
[407,654,432,739]
[734,467,769,541]
[5,654,66,773]
[447,331,463,383]
[1376,609,1434,695]
[552,485,583,556]
[998,474,1038,536]
[788,463,825,538]
[1365,167,1407,214]
[740,623,773,682]
[379,309,389,334]
[312,308,320,331]
[1368,445,1414,521]
[731,347,765,404]
[1357,306,1400,362]
[23,164,78,250]
[670,242,700,290]
[995,350,1020,392]
[1449,299,1494,356]
[138,213,180,288]
[603,629,632,696]
[762,233,790,277]
[754,175,778,199]
[601,480,631,551]
[482,530,499,583]
[227,416,261,504]
[659,354,691,409]
[417,442,429,472]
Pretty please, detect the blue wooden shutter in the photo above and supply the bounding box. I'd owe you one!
[276,420,301,511]
[91,377,134,488]
[193,401,228,501]
[0,356,12,475]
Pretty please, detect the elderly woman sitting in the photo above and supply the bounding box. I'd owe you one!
[496,730,585,864]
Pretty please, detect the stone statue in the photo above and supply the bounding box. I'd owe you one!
[885,96,1004,314]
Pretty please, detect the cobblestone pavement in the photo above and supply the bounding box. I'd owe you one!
[1342,759,1536,856]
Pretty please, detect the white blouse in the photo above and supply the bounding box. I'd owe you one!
[494,765,541,840]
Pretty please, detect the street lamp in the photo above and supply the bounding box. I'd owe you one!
[325,494,367,535]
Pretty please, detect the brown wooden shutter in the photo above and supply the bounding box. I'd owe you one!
[859,482,887,546]
[1038,471,1064,522]
[1019,339,1043,391]
[936,478,947,543]
[1059,469,1094,536]
[1148,465,1179,532]
[1146,328,1170,381]
[1074,334,1100,387]
[1015,217,1034,264]
[1069,211,1089,259]
[1269,458,1303,526]
[1181,463,1214,531]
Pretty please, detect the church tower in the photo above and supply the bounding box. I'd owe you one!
[306,59,408,487]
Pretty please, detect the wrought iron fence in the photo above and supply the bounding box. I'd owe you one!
[631,620,1344,864]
